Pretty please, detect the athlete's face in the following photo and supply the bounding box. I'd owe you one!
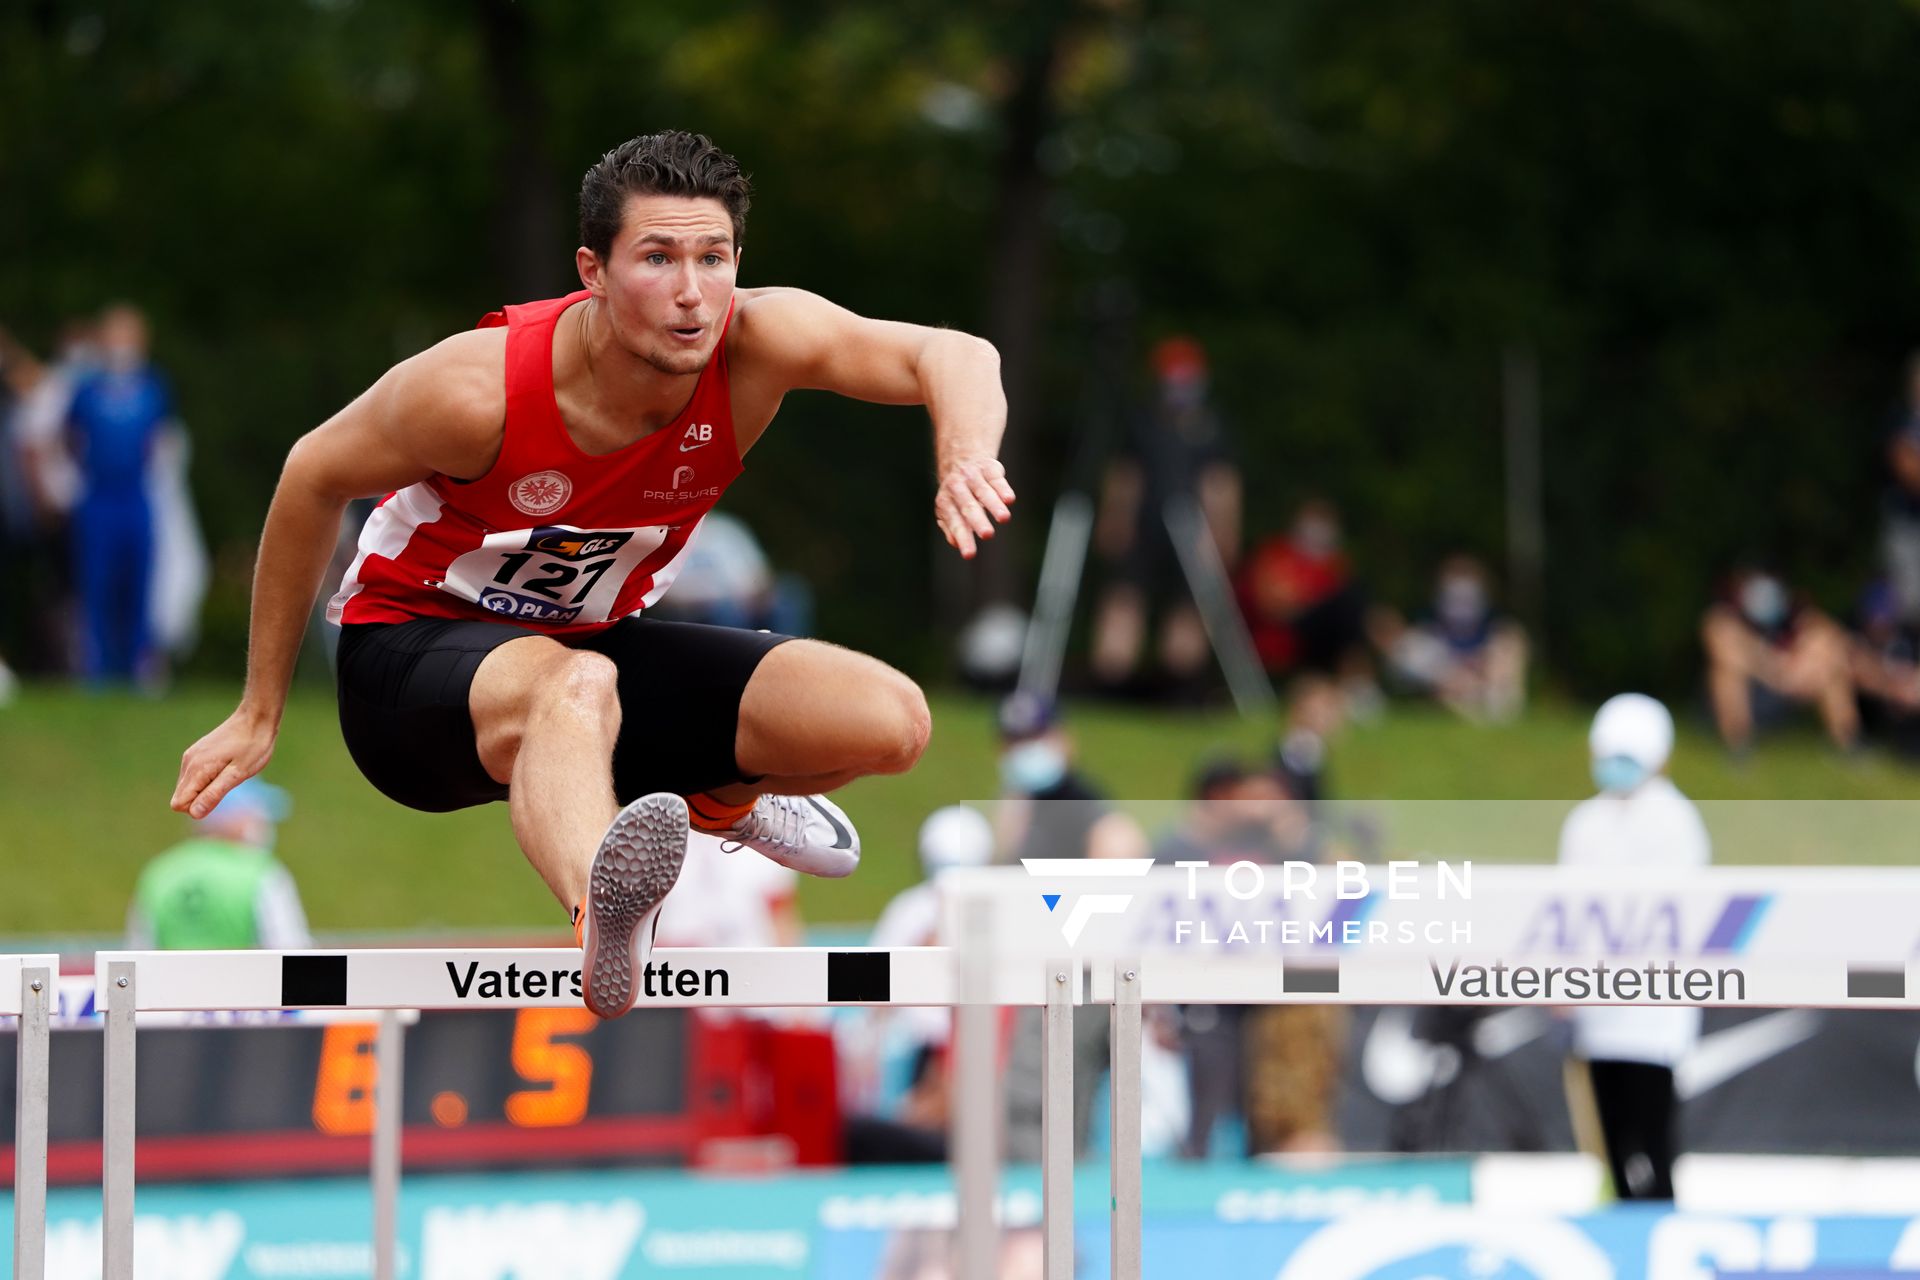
[579,194,738,377]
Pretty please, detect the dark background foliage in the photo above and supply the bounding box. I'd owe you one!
[8,0,1919,696]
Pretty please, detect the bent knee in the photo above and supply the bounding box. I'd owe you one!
[867,676,932,775]
[544,650,621,720]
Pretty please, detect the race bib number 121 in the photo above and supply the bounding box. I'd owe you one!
[440,525,671,625]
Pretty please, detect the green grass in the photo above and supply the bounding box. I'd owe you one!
[2,682,1916,939]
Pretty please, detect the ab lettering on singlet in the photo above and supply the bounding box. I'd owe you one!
[327,292,744,634]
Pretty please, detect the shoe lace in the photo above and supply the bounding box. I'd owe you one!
[719,795,808,853]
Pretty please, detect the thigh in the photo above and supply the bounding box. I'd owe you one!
[335,617,540,812]
[729,636,921,778]
[576,616,794,799]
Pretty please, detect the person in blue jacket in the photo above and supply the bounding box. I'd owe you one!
[65,304,178,682]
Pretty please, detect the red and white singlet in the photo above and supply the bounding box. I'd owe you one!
[327,290,743,634]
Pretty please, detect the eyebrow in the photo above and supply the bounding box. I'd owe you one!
[636,232,733,249]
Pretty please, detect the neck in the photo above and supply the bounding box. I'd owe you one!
[562,298,701,431]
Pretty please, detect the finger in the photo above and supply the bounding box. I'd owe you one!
[171,752,221,811]
[975,459,1016,503]
[189,762,248,820]
[947,482,993,537]
[970,475,1012,522]
[943,513,977,558]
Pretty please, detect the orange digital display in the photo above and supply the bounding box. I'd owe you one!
[310,1011,601,1134]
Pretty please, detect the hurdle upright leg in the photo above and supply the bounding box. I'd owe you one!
[12,962,52,1280]
[1041,958,1075,1278]
[1108,958,1142,1280]
[372,1010,405,1280]
[952,899,999,1280]
[103,960,137,1280]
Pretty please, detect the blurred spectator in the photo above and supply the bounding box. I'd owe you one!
[1242,1003,1346,1155]
[647,510,812,635]
[654,830,801,949]
[992,690,1147,864]
[872,804,995,950]
[1089,336,1240,701]
[1151,759,1315,1158]
[1152,758,1314,868]
[64,304,180,684]
[127,777,312,949]
[12,317,91,528]
[2,319,94,675]
[1273,674,1345,803]
[1881,351,1920,626]
[0,327,41,699]
[843,1041,951,1165]
[1237,498,1378,712]
[147,407,209,675]
[1558,694,1709,1200]
[998,691,1159,1161]
[1375,554,1529,722]
[843,806,995,1165]
[1701,563,1858,754]
[1848,580,1920,757]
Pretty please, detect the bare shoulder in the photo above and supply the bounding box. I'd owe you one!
[729,286,827,346]
[369,327,508,478]
[727,286,916,384]
[388,327,507,432]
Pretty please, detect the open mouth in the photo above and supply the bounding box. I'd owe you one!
[670,326,704,341]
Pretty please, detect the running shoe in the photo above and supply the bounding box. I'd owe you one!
[579,792,689,1019]
[719,793,861,878]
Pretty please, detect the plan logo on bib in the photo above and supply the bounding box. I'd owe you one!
[1021,858,1154,945]
[509,470,572,517]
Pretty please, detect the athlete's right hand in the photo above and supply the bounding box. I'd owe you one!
[172,707,278,819]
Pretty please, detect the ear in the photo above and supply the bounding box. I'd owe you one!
[576,246,607,298]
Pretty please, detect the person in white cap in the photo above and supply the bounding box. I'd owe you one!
[870,804,996,952]
[1557,693,1710,1200]
[128,777,313,950]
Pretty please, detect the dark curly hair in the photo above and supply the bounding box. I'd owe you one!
[578,131,751,260]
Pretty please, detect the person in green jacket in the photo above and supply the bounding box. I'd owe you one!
[128,777,311,949]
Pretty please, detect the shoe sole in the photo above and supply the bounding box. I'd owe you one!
[581,792,689,1019]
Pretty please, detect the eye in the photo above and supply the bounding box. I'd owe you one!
[702,253,724,267]
[646,252,669,266]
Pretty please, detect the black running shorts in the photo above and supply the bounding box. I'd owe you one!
[335,615,794,813]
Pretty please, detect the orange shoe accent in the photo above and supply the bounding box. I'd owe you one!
[572,898,587,948]
[686,791,755,833]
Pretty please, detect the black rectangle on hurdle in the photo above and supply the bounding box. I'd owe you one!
[1847,967,1905,1000]
[826,951,890,1003]
[282,955,349,1007]
[1283,963,1339,994]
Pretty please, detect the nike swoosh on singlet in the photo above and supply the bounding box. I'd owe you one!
[679,439,707,452]
[805,797,855,849]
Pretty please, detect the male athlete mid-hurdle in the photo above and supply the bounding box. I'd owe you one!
[170,130,1013,1018]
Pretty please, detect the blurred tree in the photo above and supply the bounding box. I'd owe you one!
[7,0,1920,698]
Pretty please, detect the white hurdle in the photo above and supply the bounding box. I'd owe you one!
[4,953,57,1280]
[88,945,1065,1280]
[40,863,1920,1280]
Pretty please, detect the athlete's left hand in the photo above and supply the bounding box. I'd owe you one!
[936,457,1015,559]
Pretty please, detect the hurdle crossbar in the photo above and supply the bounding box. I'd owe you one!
[88,945,1068,1280]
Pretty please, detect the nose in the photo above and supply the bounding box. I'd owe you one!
[673,262,703,310]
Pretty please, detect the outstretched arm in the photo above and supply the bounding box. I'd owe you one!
[735,288,1015,558]
[171,331,504,818]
